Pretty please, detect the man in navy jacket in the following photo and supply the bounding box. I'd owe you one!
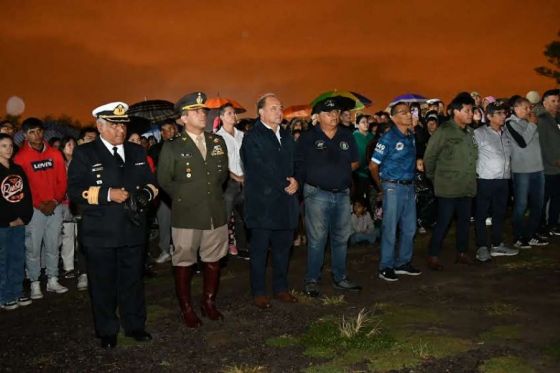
[241,93,299,309]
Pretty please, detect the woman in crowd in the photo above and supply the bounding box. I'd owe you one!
[0,134,34,310]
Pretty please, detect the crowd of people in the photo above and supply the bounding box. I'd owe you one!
[0,87,559,350]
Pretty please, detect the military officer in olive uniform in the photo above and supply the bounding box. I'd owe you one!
[157,92,229,328]
[67,102,158,349]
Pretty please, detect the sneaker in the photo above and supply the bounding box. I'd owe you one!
[155,252,171,264]
[514,240,532,249]
[490,243,519,257]
[485,217,492,226]
[476,246,492,262]
[46,277,69,294]
[535,232,550,242]
[17,296,32,306]
[293,236,301,246]
[236,250,251,261]
[30,281,43,299]
[63,269,76,279]
[228,244,238,256]
[394,263,422,276]
[378,268,399,282]
[529,236,549,246]
[1,301,19,310]
[332,278,362,292]
[77,274,88,291]
[417,226,427,234]
[304,282,321,298]
[548,226,560,236]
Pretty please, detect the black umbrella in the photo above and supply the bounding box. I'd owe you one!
[127,100,177,126]
[126,116,152,136]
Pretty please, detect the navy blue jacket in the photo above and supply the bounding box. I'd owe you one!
[68,138,156,248]
[240,120,299,230]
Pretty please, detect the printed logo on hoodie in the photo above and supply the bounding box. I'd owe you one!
[31,159,54,171]
[1,175,25,203]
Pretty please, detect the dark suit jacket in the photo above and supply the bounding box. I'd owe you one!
[240,120,299,230]
[67,138,156,248]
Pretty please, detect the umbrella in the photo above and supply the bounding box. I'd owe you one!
[283,105,312,120]
[350,91,373,107]
[127,100,177,125]
[310,90,367,111]
[390,93,427,106]
[206,97,246,114]
[126,116,152,136]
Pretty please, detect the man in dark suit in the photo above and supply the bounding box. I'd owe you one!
[67,102,158,349]
[241,93,299,309]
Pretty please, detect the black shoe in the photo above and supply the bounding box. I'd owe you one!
[304,282,321,298]
[236,250,251,261]
[548,226,560,236]
[125,330,152,342]
[378,268,399,282]
[332,278,362,292]
[394,263,422,276]
[63,269,76,279]
[101,335,117,349]
[529,236,549,246]
[144,265,157,278]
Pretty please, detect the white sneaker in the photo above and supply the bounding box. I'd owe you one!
[485,217,492,226]
[155,252,171,264]
[46,277,69,294]
[490,243,519,257]
[30,281,43,299]
[77,274,88,291]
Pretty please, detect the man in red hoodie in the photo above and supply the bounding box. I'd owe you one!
[14,118,68,299]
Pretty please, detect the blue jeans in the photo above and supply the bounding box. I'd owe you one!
[249,229,293,296]
[379,182,416,270]
[0,226,26,304]
[25,206,64,281]
[349,231,376,245]
[512,171,544,241]
[304,184,351,283]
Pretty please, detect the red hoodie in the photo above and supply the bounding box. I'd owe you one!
[13,141,67,208]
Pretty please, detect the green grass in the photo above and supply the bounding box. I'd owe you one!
[265,334,299,348]
[484,302,519,316]
[480,325,522,343]
[479,356,535,373]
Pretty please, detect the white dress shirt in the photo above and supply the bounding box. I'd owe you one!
[216,126,244,176]
[100,136,125,162]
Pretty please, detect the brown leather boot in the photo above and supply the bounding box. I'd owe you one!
[174,266,202,328]
[427,256,444,271]
[200,261,224,321]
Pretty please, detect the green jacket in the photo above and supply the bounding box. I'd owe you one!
[424,120,478,198]
[157,131,229,230]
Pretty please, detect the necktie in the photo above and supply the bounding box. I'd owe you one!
[196,134,206,160]
[112,146,124,166]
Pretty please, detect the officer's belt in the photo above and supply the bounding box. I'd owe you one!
[381,179,414,185]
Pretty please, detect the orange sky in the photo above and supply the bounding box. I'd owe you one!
[0,0,559,124]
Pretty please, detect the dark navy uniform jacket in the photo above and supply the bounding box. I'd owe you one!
[371,125,416,181]
[241,120,299,230]
[295,125,359,191]
[67,138,156,248]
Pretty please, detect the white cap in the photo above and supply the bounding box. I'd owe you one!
[92,101,130,122]
[526,91,541,105]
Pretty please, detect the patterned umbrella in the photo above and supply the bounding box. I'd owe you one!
[310,90,367,111]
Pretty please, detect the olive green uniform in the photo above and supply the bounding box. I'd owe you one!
[157,131,229,266]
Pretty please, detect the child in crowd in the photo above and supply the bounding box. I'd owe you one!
[349,199,377,245]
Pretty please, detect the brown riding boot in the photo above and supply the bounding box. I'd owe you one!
[174,266,202,328]
[200,261,224,320]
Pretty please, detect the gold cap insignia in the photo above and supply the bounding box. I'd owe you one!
[196,93,203,105]
[113,104,126,116]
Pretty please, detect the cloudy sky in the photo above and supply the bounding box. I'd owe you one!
[0,0,558,123]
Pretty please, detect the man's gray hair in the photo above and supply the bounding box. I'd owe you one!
[256,93,277,116]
